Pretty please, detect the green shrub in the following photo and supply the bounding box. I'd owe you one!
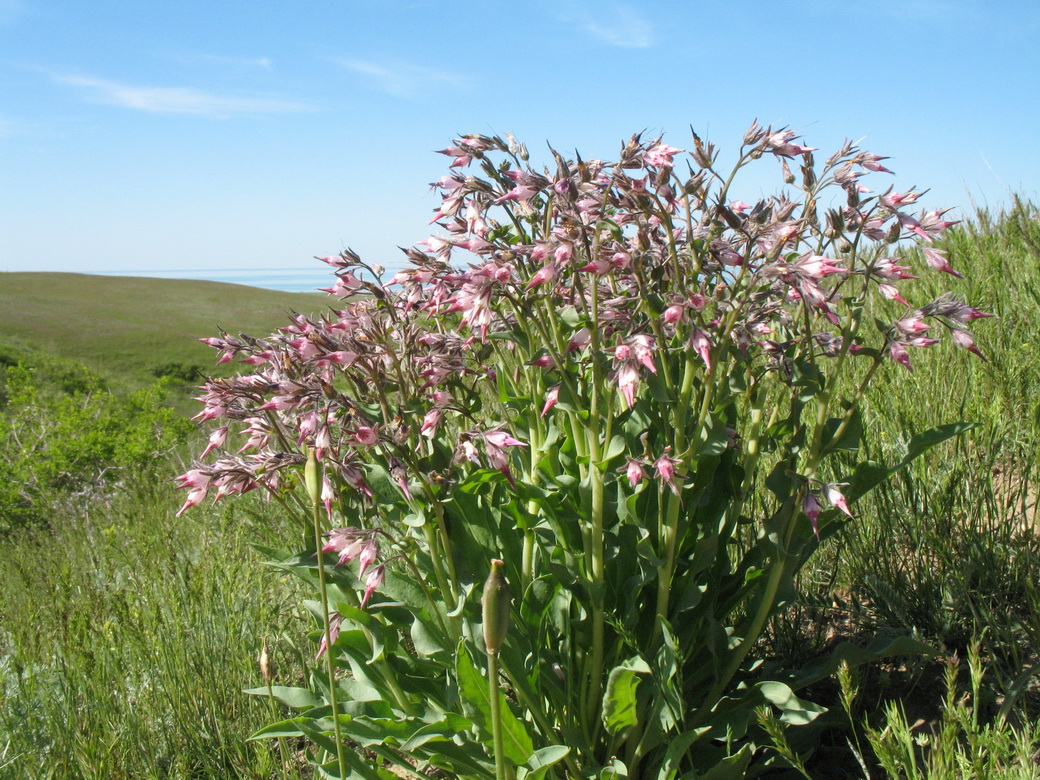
[0,355,193,532]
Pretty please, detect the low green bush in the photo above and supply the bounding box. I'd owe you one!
[0,353,193,532]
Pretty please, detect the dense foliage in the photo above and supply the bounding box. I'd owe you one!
[0,352,192,532]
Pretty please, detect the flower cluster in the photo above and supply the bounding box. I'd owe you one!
[177,124,987,612]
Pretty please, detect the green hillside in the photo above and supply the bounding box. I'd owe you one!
[0,272,330,386]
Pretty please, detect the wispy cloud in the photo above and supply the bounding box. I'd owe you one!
[551,1,654,48]
[335,58,471,100]
[54,74,309,118]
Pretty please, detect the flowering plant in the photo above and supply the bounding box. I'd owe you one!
[180,124,986,778]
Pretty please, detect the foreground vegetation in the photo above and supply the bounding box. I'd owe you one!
[1,197,1040,778]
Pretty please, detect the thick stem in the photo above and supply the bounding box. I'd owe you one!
[488,650,508,780]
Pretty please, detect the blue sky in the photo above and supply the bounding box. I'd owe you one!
[1,0,1038,285]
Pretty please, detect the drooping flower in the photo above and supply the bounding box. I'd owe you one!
[653,448,682,495]
[315,612,344,660]
[360,564,386,608]
[802,491,821,537]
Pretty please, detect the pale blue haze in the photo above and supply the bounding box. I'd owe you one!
[1,0,1037,290]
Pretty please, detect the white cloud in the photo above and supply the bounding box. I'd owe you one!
[336,58,471,99]
[56,74,309,118]
[551,1,654,48]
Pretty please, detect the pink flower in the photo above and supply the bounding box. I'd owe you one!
[878,283,910,306]
[653,449,682,495]
[922,247,963,278]
[802,492,821,537]
[690,328,713,371]
[873,258,917,281]
[889,341,913,371]
[895,317,931,337]
[541,384,561,417]
[350,426,380,447]
[822,484,853,519]
[319,273,363,298]
[322,527,374,567]
[321,476,336,521]
[200,426,228,459]
[315,612,344,660]
[174,469,212,516]
[950,329,985,360]
[644,143,682,167]
[858,152,893,173]
[420,408,444,438]
[360,564,386,608]
[622,457,646,487]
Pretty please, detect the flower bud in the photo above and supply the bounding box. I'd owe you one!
[481,559,512,655]
[304,447,321,504]
[885,220,902,244]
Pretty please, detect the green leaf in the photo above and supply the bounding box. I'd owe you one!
[786,634,936,691]
[597,434,627,468]
[658,728,711,779]
[243,685,321,711]
[455,642,534,765]
[519,745,572,780]
[903,421,977,464]
[845,422,978,503]
[696,744,753,780]
[821,407,863,453]
[602,657,651,734]
[756,681,826,725]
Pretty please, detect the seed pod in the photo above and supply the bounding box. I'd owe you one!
[304,447,321,504]
[259,635,274,684]
[481,559,512,655]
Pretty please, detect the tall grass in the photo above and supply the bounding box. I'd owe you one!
[0,477,308,779]
[783,197,1040,774]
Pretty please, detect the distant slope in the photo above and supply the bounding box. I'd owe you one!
[0,272,331,386]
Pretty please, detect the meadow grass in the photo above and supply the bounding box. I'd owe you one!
[3,201,1040,778]
[0,478,310,779]
[779,197,1040,775]
[0,272,328,390]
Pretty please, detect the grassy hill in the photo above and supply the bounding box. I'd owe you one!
[0,272,331,387]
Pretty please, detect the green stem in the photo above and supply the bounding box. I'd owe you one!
[310,495,349,776]
[488,650,508,780]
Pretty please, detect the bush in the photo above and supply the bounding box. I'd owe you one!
[181,125,986,777]
[0,354,193,532]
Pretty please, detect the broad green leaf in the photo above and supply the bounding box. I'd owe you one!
[243,685,321,710]
[821,407,864,453]
[659,727,711,779]
[602,657,651,734]
[455,643,534,765]
[786,634,936,691]
[756,681,826,725]
[518,745,572,780]
[398,712,473,752]
[696,744,753,780]
[845,422,978,503]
